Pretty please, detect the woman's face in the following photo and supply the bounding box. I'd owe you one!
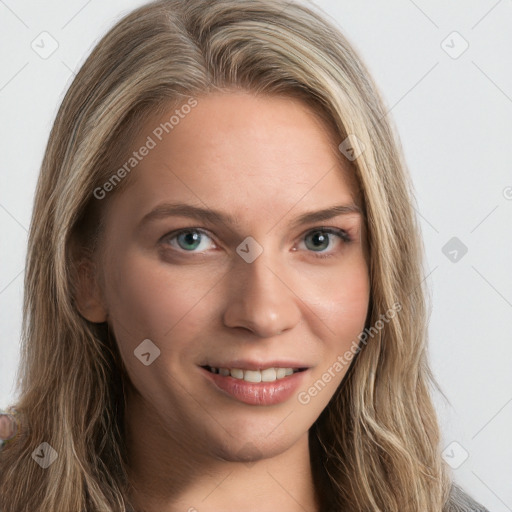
[90,91,370,461]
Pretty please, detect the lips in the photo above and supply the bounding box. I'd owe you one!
[198,357,311,405]
[199,368,309,406]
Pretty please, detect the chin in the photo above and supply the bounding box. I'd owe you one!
[206,426,302,464]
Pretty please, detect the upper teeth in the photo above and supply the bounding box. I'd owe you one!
[208,367,299,382]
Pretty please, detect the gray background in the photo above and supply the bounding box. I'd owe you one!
[1,1,511,510]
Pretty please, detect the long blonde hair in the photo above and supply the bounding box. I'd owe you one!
[0,0,475,510]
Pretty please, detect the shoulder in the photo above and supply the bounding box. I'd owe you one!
[445,482,491,512]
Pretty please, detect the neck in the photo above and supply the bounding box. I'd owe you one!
[124,389,320,512]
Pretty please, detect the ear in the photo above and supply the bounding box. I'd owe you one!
[74,259,108,323]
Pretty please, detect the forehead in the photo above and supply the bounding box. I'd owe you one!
[107,92,361,219]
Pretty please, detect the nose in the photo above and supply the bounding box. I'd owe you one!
[222,251,302,338]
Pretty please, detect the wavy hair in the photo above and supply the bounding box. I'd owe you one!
[0,0,485,510]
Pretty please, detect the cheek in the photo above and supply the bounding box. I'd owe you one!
[296,257,369,405]
[102,251,217,407]
[301,254,370,343]
[103,249,219,357]
[330,271,370,344]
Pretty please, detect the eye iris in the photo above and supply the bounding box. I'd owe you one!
[305,231,330,252]
[177,231,201,250]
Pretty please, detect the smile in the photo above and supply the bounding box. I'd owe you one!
[200,365,310,406]
[202,366,306,382]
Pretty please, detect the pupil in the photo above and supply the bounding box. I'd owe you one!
[307,231,329,251]
[179,232,200,250]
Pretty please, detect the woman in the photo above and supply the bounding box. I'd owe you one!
[0,0,491,510]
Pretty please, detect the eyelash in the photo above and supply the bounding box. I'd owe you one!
[160,226,352,259]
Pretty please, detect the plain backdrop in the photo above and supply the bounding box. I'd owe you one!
[1,1,511,510]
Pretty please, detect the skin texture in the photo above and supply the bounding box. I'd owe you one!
[77,91,370,512]
[0,414,15,440]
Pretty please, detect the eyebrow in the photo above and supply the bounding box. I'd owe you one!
[137,202,361,231]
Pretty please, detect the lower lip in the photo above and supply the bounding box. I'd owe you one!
[200,367,309,406]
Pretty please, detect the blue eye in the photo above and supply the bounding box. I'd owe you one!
[301,228,352,259]
[164,229,214,252]
[161,227,351,257]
